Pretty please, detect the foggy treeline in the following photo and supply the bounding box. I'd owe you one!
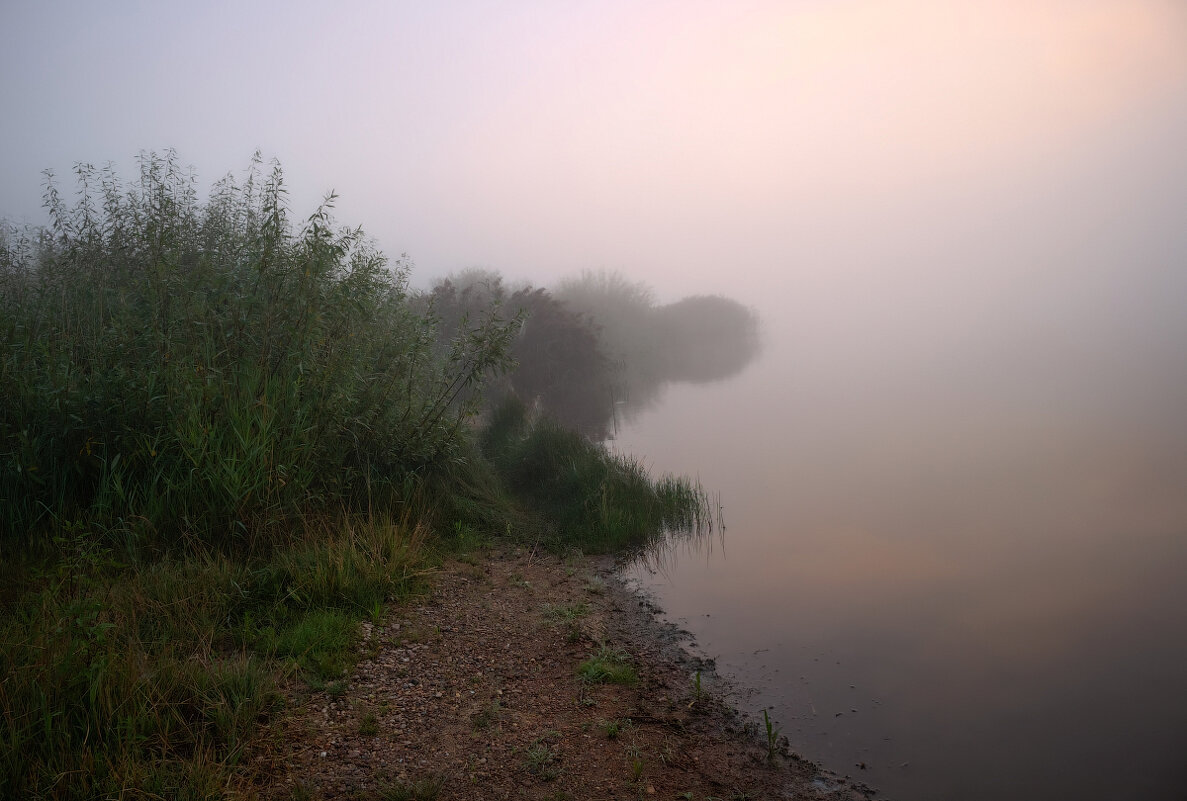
[422,269,762,438]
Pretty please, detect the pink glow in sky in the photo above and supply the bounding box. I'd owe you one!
[2,0,1184,312]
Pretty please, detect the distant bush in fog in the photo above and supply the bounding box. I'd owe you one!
[653,294,761,382]
[556,270,761,418]
[421,270,615,437]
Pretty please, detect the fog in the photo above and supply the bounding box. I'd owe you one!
[4,2,1187,797]
[7,1,1182,412]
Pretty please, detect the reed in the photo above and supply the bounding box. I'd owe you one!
[0,152,517,550]
[481,397,715,554]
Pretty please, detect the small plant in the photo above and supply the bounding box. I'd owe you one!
[583,575,606,595]
[577,645,637,685]
[564,623,584,644]
[601,718,631,740]
[359,712,379,736]
[542,601,589,623]
[472,698,502,730]
[379,775,444,801]
[631,756,645,781]
[524,739,562,781]
[691,670,706,702]
[762,709,781,762]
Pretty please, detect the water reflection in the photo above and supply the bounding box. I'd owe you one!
[616,338,1187,801]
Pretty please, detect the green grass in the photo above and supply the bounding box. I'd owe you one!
[0,513,426,800]
[541,601,589,623]
[523,734,563,781]
[481,397,716,555]
[577,645,638,686]
[379,775,444,800]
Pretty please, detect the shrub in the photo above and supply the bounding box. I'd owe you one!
[0,153,517,549]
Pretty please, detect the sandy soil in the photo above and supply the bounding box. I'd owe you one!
[265,548,880,800]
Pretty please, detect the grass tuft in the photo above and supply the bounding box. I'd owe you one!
[577,645,638,686]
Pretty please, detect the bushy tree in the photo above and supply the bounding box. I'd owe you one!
[423,271,615,436]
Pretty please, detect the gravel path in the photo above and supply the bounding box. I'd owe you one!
[267,548,880,800]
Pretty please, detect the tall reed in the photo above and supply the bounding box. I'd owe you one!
[0,152,517,549]
[481,397,715,554]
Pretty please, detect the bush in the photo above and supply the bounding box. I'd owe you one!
[0,153,517,549]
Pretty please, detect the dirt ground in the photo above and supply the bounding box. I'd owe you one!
[266,548,880,800]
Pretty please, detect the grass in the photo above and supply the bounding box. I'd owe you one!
[542,601,589,623]
[577,645,638,686]
[691,670,707,704]
[523,734,563,781]
[379,776,444,800]
[601,718,631,739]
[763,709,781,762]
[0,513,426,800]
[471,698,502,730]
[481,398,716,555]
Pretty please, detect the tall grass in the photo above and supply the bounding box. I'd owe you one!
[0,513,427,800]
[482,398,715,554]
[0,152,517,549]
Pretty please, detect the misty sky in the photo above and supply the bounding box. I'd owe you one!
[3,0,1186,373]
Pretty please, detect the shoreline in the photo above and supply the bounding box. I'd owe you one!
[266,548,881,800]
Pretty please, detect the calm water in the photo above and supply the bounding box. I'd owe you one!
[616,326,1187,801]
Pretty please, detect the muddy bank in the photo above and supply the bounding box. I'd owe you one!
[266,549,881,800]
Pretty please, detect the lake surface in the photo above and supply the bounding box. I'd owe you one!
[614,323,1187,801]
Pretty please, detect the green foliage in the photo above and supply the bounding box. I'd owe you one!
[523,733,563,781]
[601,717,631,739]
[0,153,517,548]
[379,776,444,801]
[0,514,425,800]
[577,645,638,685]
[483,398,714,554]
[763,709,781,762]
[541,601,589,623]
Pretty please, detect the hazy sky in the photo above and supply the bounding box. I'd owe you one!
[3,0,1185,343]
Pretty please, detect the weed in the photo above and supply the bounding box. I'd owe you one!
[763,709,781,762]
[601,718,631,739]
[689,669,707,706]
[359,712,379,736]
[379,775,444,800]
[541,601,589,623]
[524,738,562,781]
[578,645,637,685]
[471,699,502,730]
